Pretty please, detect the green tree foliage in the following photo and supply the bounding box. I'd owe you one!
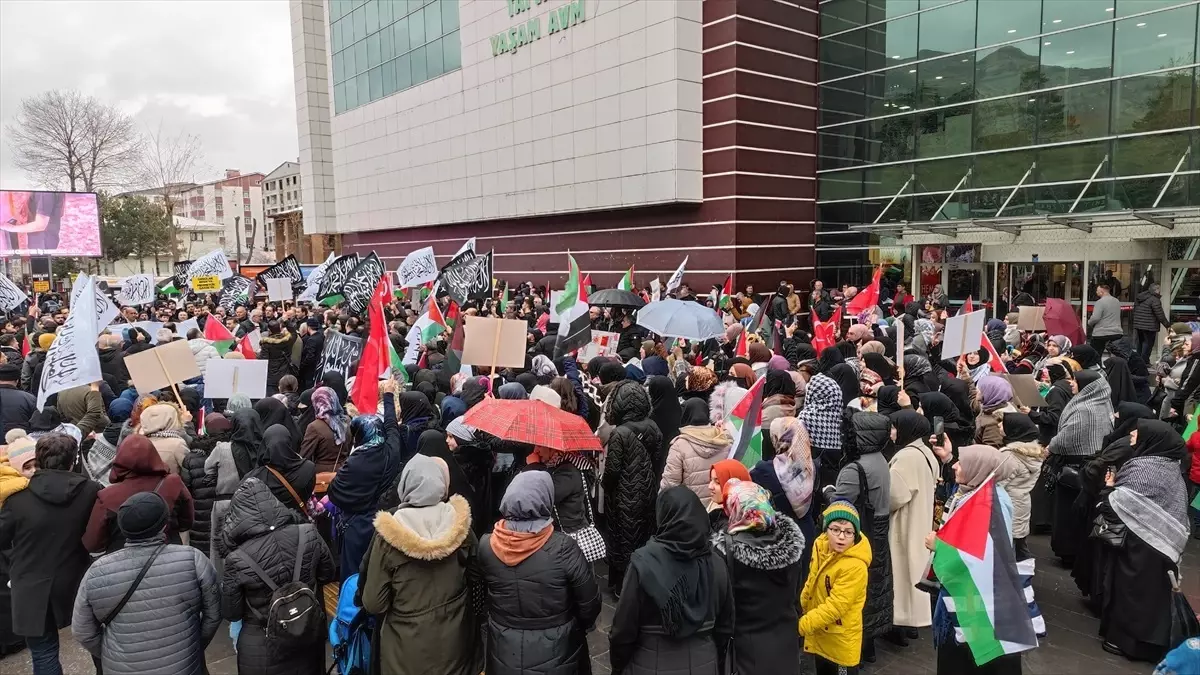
[99,192,175,272]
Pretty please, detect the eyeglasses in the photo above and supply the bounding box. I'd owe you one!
[827,527,856,538]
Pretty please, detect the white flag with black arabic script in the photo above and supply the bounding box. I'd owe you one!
[38,275,103,410]
[70,273,118,333]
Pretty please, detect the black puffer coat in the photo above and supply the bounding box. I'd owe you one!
[601,381,662,589]
[180,440,220,556]
[478,531,602,675]
[1132,289,1169,332]
[220,478,336,675]
[259,329,298,392]
[713,516,806,675]
[844,413,894,640]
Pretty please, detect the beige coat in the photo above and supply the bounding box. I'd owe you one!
[660,426,731,503]
[996,441,1045,539]
[975,403,1018,447]
[888,439,938,627]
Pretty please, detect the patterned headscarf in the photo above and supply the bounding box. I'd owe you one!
[798,373,843,450]
[226,394,253,414]
[312,386,347,445]
[350,414,385,452]
[686,367,718,393]
[769,417,815,518]
[723,479,777,534]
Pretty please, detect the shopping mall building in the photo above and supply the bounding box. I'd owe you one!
[291,0,1200,325]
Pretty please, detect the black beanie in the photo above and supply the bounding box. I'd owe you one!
[118,492,169,541]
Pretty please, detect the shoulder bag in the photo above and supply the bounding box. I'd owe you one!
[552,472,607,563]
[100,543,167,626]
[266,466,310,519]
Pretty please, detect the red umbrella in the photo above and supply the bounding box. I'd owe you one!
[1042,298,1085,345]
[463,399,602,452]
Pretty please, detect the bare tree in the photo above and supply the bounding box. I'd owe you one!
[136,123,207,259]
[5,90,142,192]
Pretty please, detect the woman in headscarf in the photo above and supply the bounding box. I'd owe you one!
[875,385,909,418]
[648,375,683,477]
[902,354,937,397]
[760,370,796,461]
[245,424,316,518]
[228,408,265,478]
[300,387,352,474]
[1104,355,1138,407]
[753,418,816,571]
[1158,330,1193,417]
[661,399,731,503]
[82,435,194,553]
[1046,369,1113,565]
[862,352,895,386]
[974,376,1017,447]
[1069,344,1102,370]
[798,373,844,497]
[137,403,190,476]
[827,363,859,411]
[253,396,301,447]
[460,378,489,411]
[294,389,315,437]
[328,385,403,581]
[1098,420,1189,662]
[729,362,756,390]
[224,393,253,416]
[918,392,972,449]
[683,366,718,404]
[1030,362,1075,445]
[817,345,844,374]
[85,398,132,487]
[320,371,349,408]
[398,390,439,463]
[939,377,979,425]
[996,413,1045,561]
[446,419,495,537]
[478,471,601,675]
[714,480,805,675]
[707,458,752,533]
[886,410,937,643]
[931,445,1039,674]
[497,382,528,400]
[608,486,733,675]
[360,455,482,675]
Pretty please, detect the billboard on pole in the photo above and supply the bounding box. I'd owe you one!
[0,191,101,257]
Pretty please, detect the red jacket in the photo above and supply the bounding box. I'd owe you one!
[82,436,194,553]
[1188,429,1200,484]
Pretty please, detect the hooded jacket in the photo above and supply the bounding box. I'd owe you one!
[187,339,220,377]
[660,426,732,502]
[601,381,663,585]
[138,405,189,475]
[996,441,1045,539]
[97,346,131,394]
[259,329,297,389]
[799,533,872,667]
[83,437,194,553]
[1132,289,1170,332]
[0,469,101,636]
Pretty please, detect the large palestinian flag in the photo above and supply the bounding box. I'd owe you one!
[932,477,1038,665]
[726,375,766,468]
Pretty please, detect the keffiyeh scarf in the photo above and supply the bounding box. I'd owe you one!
[1047,379,1113,457]
[798,374,843,450]
[1110,456,1189,563]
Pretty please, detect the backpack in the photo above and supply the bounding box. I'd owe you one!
[241,526,326,658]
[328,573,373,675]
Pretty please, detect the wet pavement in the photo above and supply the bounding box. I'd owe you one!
[0,532,1193,674]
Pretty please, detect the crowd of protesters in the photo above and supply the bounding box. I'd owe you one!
[0,268,1196,675]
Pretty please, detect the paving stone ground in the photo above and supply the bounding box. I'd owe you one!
[1,532,1193,674]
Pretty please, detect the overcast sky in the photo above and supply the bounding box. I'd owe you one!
[0,0,299,191]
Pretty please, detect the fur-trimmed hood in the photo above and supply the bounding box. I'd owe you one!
[713,514,805,571]
[373,494,472,561]
[259,329,293,345]
[1000,440,1045,469]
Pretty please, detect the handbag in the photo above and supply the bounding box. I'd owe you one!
[1169,571,1200,649]
[1089,510,1126,548]
[553,473,607,563]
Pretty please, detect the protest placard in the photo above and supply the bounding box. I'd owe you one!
[265,278,293,302]
[124,340,200,400]
[942,309,987,359]
[203,359,268,399]
[462,316,527,369]
[1018,306,1046,331]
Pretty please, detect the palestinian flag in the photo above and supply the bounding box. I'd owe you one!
[391,339,410,386]
[160,280,181,296]
[932,477,1039,666]
[235,334,257,359]
[713,274,733,312]
[445,310,467,375]
[554,254,582,318]
[959,296,974,316]
[555,253,591,358]
[204,317,237,355]
[422,297,448,345]
[499,286,510,313]
[982,334,1007,374]
[847,265,882,316]
[351,277,392,413]
[445,301,461,329]
[727,375,766,468]
[616,266,635,292]
[734,329,749,359]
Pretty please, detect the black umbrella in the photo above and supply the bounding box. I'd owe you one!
[587,288,646,308]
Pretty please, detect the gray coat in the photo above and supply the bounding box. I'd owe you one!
[71,539,220,675]
[1088,294,1123,337]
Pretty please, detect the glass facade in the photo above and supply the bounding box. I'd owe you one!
[328,0,462,114]
[817,0,1200,285]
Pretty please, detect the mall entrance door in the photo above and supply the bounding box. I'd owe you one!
[1007,262,1083,309]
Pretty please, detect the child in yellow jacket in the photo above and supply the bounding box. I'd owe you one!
[800,501,871,675]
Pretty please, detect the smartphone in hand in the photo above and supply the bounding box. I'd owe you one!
[933,416,945,447]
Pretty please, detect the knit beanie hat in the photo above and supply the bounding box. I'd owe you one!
[37,333,56,350]
[6,437,36,474]
[823,500,861,536]
[1171,322,1193,336]
[118,492,169,541]
[108,398,134,424]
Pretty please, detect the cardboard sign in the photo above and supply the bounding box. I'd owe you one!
[191,275,221,292]
[1018,306,1046,331]
[319,332,364,381]
[942,309,988,359]
[124,340,201,394]
[174,318,200,338]
[265,277,294,302]
[1004,373,1048,408]
[895,321,905,370]
[203,358,268,399]
[577,330,620,361]
[462,316,527,369]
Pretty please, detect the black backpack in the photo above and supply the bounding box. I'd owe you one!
[241,526,325,657]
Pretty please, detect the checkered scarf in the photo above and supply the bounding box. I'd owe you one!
[798,374,843,450]
[1111,456,1189,563]
[1047,378,1112,457]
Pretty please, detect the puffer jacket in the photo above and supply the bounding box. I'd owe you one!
[71,538,220,675]
[601,381,663,588]
[799,533,872,668]
[220,479,336,675]
[180,441,220,555]
[997,441,1045,539]
[187,339,220,377]
[713,516,805,675]
[1132,289,1169,332]
[478,530,601,675]
[660,426,732,503]
[359,496,482,675]
[259,330,298,391]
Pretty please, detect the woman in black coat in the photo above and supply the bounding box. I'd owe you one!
[259,322,298,396]
[713,481,805,675]
[601,380,663,596]
[478,471,601,675]
[0,434,101,670]
[246,424,317,518]
[220,478,336,675]
[181,421,229,555]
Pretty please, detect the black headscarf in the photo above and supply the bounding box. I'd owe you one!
[320,371,349,406]
[1102,402,1155,449]
[599,361,627,385]
[940,378,975,423]
[917,392,961,426]
[629,486,714,638]
[790,342,817,366]
[229,408,265,476]
[890,410,932,448]
[817,346,844,374]
[415,428,472,504]
[1001,413,1039,444]
[1104,356,1137,407]
[877,385,903,417]
[1131,419,1186,461]
[827,363,859,408]
[647,375,683,444]
[586,356,610,377]
[1074,369,1104,390]
[399,390,436,426]
[248,424,316,513]
[763,369,796,398]
[295,388,316,438]
[516,372,538,394]
[679,398,710,427]
[254,397,301,447]
[862,352,895,383]
[415,381,438,407]
[1069,345,1101,369]
[461,379,488,410]
[835,340,857,360]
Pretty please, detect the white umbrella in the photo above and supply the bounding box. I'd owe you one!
[636,299,725,340]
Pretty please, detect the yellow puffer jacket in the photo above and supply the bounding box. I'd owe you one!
[798,532,872,667]
[0,465,29,508]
